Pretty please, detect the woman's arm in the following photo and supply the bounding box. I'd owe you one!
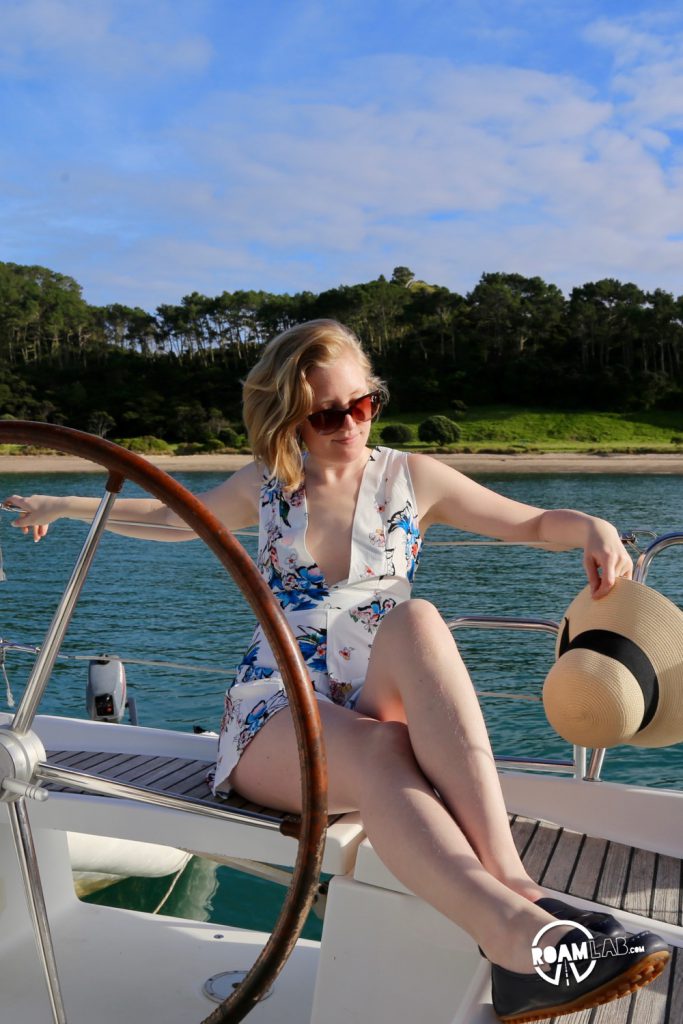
[409,453,632,598]
[3,461,261,543]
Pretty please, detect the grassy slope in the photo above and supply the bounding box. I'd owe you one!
[371,407,683,452]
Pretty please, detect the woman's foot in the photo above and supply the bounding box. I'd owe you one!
[491,926,670,1023]
[534,896,627,939]
[500,871,628,939]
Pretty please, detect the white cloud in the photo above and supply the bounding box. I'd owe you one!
[0,0,212,79]
[584,16,669,68]
[584,14,683,130]
[158,57,681,278]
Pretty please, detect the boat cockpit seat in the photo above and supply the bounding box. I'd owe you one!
[22,714,366,876]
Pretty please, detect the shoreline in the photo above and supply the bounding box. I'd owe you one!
[1,451,683,475]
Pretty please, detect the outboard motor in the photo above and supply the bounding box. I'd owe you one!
[87,657,127,723]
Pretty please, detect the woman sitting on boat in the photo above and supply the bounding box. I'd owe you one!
[6,318,670,1023]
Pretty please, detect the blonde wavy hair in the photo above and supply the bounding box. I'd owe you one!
[243,319,388,490]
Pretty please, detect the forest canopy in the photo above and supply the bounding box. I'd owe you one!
[1,260,682,443]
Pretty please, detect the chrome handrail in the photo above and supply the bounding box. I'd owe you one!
[634,530,683,585]
[494,755,574,775]
[444,615,588,777]
[445,615,559,637]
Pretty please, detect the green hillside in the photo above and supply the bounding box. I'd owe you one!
[371,407,683,452]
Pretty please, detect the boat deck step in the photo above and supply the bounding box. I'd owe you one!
[44,748,343,839]
[511,814,682,927]
[511,813,682,1023]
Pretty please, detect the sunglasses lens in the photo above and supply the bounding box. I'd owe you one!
[309,409,345,433]
[349,394,375,423]
[308,392,381,434]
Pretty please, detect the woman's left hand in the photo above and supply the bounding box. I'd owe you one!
[583,519,633,599]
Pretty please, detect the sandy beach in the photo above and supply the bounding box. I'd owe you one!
[1,451,682,475]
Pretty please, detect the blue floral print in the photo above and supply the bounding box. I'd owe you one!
[386,500,422,583]
[295,625,328,673]
[238,689,290,752]
[270,564,328,610]
[234,638,276,684]
[349,595,397,633]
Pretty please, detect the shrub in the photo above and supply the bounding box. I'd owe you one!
[381,423,413,444]
[175,442,204,455]
[450,398,468,419]
[114,436,174,454]
[218,426,242,447]
[418,416,462,445]
[202,438,225,453]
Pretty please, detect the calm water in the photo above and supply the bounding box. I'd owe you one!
[1,469,682,938]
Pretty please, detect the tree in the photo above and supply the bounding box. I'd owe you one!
[88,410,116,437]
[568,279,646,372]
[466,272,565,361]
[390,266,415,288]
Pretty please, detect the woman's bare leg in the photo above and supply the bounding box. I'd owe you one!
[356,598,543,900]
[228,701,565,973]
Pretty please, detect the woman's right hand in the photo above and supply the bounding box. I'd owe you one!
[2,494,62,542]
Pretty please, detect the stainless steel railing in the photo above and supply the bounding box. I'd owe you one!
[446,529,683,783]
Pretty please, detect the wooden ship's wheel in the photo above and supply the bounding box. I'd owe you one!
[0,421,328,1024]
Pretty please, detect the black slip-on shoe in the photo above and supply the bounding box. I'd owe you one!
[480,895,625,959]
[491,926,670,1024]
[535,896,627,939]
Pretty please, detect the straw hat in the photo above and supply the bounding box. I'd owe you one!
[543,578,683,749]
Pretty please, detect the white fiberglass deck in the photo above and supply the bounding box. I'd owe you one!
[38,747,683,1024]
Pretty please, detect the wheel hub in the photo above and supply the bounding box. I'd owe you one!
[0,726,47,803]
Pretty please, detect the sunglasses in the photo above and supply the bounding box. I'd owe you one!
[306,390,382,435]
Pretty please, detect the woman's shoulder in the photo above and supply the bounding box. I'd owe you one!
[368,444,421,482]
[196,459,262,530]
[369,443,404,464]
[242,459,281,487]
[405,449,454,480]
[231,459,264,486]
[403,452,472,528]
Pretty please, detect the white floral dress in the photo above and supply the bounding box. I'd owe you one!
[213,446,422,792]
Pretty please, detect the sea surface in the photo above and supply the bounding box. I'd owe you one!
[1,469,682,940]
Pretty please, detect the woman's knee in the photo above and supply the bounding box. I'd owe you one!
[389,598,444,630]
[229,706,413,814]
[380,598,456,651]
[322,717,416,808]
[364,719,413,766]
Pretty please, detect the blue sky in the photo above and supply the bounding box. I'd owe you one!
[2,0,683,310]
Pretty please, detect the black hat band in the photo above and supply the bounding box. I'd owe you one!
[558,622,660,733]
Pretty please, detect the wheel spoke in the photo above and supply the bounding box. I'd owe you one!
[35,761,282,830]
[11,483,122,736]
[7,799,68,1024]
